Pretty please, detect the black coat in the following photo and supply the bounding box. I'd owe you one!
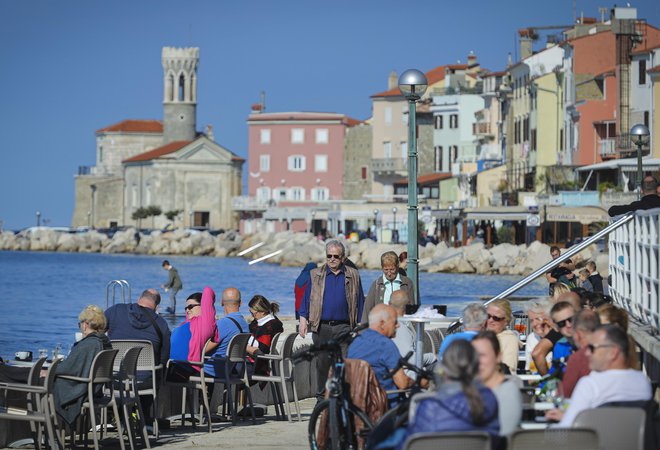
[608,194,660,217]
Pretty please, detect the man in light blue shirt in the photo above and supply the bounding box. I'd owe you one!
[438,303,487,360]
[205,287,249,377]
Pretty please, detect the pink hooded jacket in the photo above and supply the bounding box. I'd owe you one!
[187,286,219,367]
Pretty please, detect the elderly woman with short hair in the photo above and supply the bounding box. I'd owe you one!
[361,251,414,322]
[53,304,112,426]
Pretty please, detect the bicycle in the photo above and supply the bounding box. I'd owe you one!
[294,324,373,450]
[365,354,434,450]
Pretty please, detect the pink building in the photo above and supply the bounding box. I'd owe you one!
[236,107,360,233]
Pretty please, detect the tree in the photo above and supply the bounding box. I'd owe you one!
[164,209,182,223]
[131,207,149,229]
[145,205,162,229]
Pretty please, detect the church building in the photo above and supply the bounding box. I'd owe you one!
[71,47,244,230]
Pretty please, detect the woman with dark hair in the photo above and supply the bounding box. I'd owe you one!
[247,295,284,375]
[396,340,499,449]
[397,251,408,277]
[472,330,522,436]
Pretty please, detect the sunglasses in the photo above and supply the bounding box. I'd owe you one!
[185,303,200,311]
[487,314,506,322]
[326,254,342,260]
[587,343,615,353]
[555,316,574,329]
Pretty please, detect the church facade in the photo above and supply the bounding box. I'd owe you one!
[71,47,243,231]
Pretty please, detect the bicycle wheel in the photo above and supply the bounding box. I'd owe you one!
[309,399,368,450]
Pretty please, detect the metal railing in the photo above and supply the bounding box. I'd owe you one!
[371,157,407,173]
[608,208,660,332]
[446,212,635,333]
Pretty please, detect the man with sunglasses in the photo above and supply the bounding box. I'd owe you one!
[298,239,364,401]
[561,309,600,398]
[546,324,652,426]
[548,301,577,376]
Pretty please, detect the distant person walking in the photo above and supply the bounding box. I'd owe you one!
[162,260,182,314]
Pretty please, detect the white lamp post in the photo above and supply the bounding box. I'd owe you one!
[630,124,650,200]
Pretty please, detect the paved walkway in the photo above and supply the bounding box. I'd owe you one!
[152,398,315,449]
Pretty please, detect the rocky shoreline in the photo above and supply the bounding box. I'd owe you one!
[0,227,609,277]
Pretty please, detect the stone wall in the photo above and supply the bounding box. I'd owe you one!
[0,228,609,278]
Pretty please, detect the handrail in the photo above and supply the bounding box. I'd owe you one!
[446,212,635,333]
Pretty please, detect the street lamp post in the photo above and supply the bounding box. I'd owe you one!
[36,211,41,227]
[373,209,379,242]
[392,207,398,243]
[399,69,428,305]
[448,205,454,247]
[630,124,650,200]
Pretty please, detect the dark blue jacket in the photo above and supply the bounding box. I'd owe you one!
[396,381,500,450]
[105,303,171,365]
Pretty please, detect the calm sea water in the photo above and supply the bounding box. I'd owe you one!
[0,251,546,359]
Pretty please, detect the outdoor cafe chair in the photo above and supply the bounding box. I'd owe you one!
[0,357,59,450]
[574,407,646,450]
[402,431,491,450]
[58,348,125,450]
[116,346,151,450]
[110,339,162,438]
[509,428,599,450]
[249,332,302,422]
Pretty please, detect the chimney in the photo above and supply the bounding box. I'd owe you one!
[388,70,398,90]
[467,51,479,75]
[251,103,263,114]
[518,28,533,60]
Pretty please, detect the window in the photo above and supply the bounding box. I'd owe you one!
[290,187,305,201]
[145,183,151,205]
[316,129,329,144]
[256,187,271,202]
[361,166,368,180]
[260,129,271,144]
[400,141,407,158]
[291,128,304,143]
[434,146,443,172]
[531,129,537,151]
[644,111,649,127]
[275,188,287,201]
[260,154,270,172]
[384,107,392,125]
[99,146,103,162]
[435,115,443,129]
[450,114,459,129]
[384,141,392,159]
[450,145,458,162]
[315,155,328,172]
[311,187,329,201]
[639,60,646,85]
[131,184,138,207]
[288,155,306,171]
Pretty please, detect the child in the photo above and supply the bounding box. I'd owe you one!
[578,268,593,292]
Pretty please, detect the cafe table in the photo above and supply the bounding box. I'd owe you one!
[397,315,459,368]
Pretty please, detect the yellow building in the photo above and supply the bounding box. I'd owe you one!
[532,71,565,191]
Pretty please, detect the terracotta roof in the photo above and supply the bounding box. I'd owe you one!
[371,64,470,98]
[96,119,163,134]
[631,43,660,55]
[247,111,361,125]
[394,172,452,185]
[122,141,191,163]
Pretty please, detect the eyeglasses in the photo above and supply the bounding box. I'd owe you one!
[555,316,574,329]
[326,254,342,260]
[185,304,200,311]
[487,314,506,322]
[587,343,615,353]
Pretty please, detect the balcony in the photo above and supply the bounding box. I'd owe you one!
[598,139,617,159]
[372,157,407,174]
[232,196,271,211]
[473,122,492,136]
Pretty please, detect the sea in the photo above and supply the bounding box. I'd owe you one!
[0,250,547,360]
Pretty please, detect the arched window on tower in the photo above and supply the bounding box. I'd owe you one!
[168,74,175,102]
[178,74,185,101]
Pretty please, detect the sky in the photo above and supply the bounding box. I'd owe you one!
[1,0,658,230]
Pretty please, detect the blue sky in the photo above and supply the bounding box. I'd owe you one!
[1,0,658,230]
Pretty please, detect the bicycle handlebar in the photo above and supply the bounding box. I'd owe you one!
[293,322,369,364]
[383,351,434,381]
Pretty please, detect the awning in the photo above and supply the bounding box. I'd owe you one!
[464,206,529,221]
[577,157,660,172]
[545,206,609,224]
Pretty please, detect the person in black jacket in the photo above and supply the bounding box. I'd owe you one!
[586,261,604,294]
[608,176,660,217]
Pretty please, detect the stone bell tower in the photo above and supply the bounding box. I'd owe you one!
[162,47,199,143]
